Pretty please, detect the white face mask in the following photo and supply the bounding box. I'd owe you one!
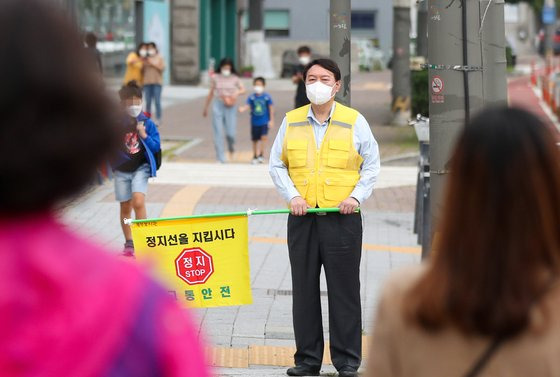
[254,85,264,94]
[127,104,143,118]
[306,81,335,105]
[299,56,311,65]
[221,69,231,77]
[139,49,148,58]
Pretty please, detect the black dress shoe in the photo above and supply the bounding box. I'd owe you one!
[338,367,358,377]
[286,365,320,376]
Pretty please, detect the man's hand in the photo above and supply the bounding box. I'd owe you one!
[268,120,274,129]
[339,197,359,215]
[290,196,310,216]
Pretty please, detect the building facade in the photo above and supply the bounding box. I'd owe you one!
[240,0,393,76]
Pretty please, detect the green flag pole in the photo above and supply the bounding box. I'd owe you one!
[125,207,360,225]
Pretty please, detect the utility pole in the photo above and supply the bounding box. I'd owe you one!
[330,0,351,106]
[427,0,507,256]
[543,0,556,70]
[417,0,428,58]
[391,0,411,125]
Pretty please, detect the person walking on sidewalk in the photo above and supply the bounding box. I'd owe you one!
[367,107,560,377]
[115,81,161,257]
[239,77,275,164]
[203,58,245,163]
[143,41,165,125]
[123,43,147,86]
[269,58,380,377]
[292,46,312,109]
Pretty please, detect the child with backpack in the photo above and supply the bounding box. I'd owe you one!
[115,81,161,257]
[239,77,274,164]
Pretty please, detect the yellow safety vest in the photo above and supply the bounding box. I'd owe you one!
[281,102,363,208]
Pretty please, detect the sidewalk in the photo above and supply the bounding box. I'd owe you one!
[62,161,420,376]
[67,66,555,376]
[131,71,417,164]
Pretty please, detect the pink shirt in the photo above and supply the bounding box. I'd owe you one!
[0,214,210,377]
[212,73,241,97]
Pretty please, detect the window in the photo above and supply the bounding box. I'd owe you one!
[243,9,290,37]
[351,11,376,30]
[264,10,290,37]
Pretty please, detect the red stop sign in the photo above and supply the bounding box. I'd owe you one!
[175,247,214,285]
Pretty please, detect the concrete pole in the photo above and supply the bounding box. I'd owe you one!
[427,0,506,256]
[391,0,411,125]
[417,0,428,58]
[330,0,351,106]
[544,0,556,63]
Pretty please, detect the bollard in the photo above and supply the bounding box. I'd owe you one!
[410,115,431,258]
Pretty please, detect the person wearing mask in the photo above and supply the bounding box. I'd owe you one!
[0,1,209,376]
[238,77,275,164]
[143,42,165,125]
[292,46,312,109]
[123,43,147,86]
[269,58,380,377]
[115,81,161,257]
[84,32,103,74]
[367,107,560,377]
[203,58,245,163]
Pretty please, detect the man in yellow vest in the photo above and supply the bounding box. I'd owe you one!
[269,59,380,377]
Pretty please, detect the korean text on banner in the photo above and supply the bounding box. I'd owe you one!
[131,215,252,308]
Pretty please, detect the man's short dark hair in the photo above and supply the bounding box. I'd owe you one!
[303,58,341,82]
[0,0,119,214]
[253,77,265,85]
[119,81,143,100]
[297,46,311,55]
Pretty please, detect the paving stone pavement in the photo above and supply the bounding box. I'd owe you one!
[62,72,423,375]
[61,160,421,376]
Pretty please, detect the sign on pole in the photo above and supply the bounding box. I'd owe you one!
[131,215,252,308]
[543,6,556,25]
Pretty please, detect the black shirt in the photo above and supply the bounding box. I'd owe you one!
[117,118,147,173]
[293,64,310,109]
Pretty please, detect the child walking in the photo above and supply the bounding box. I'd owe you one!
[239,77,274,164]
[115,81,161,257]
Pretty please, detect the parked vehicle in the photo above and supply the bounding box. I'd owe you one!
[537,28,560,55]
[355,39,386,71]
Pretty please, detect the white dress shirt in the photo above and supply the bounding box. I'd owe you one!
[269,103,380,204]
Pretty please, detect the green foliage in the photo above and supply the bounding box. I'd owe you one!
[411,69,429,117]
[506,45,515,68]
[505,0,560,16]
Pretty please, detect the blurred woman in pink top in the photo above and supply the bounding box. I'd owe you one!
[0,1,210,376]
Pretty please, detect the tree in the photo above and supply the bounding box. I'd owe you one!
[81,0,117,34]
[505,0,560,17]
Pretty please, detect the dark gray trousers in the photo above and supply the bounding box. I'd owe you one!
[287,212,362,371]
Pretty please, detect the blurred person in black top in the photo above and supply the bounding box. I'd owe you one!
[292,46,312,109]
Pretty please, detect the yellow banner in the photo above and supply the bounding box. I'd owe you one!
[131,216,252,308]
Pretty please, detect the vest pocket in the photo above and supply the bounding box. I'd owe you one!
[327,139,350,169]
[287,139,308,168]
[292,177,309,198]
[323,176,358,202]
